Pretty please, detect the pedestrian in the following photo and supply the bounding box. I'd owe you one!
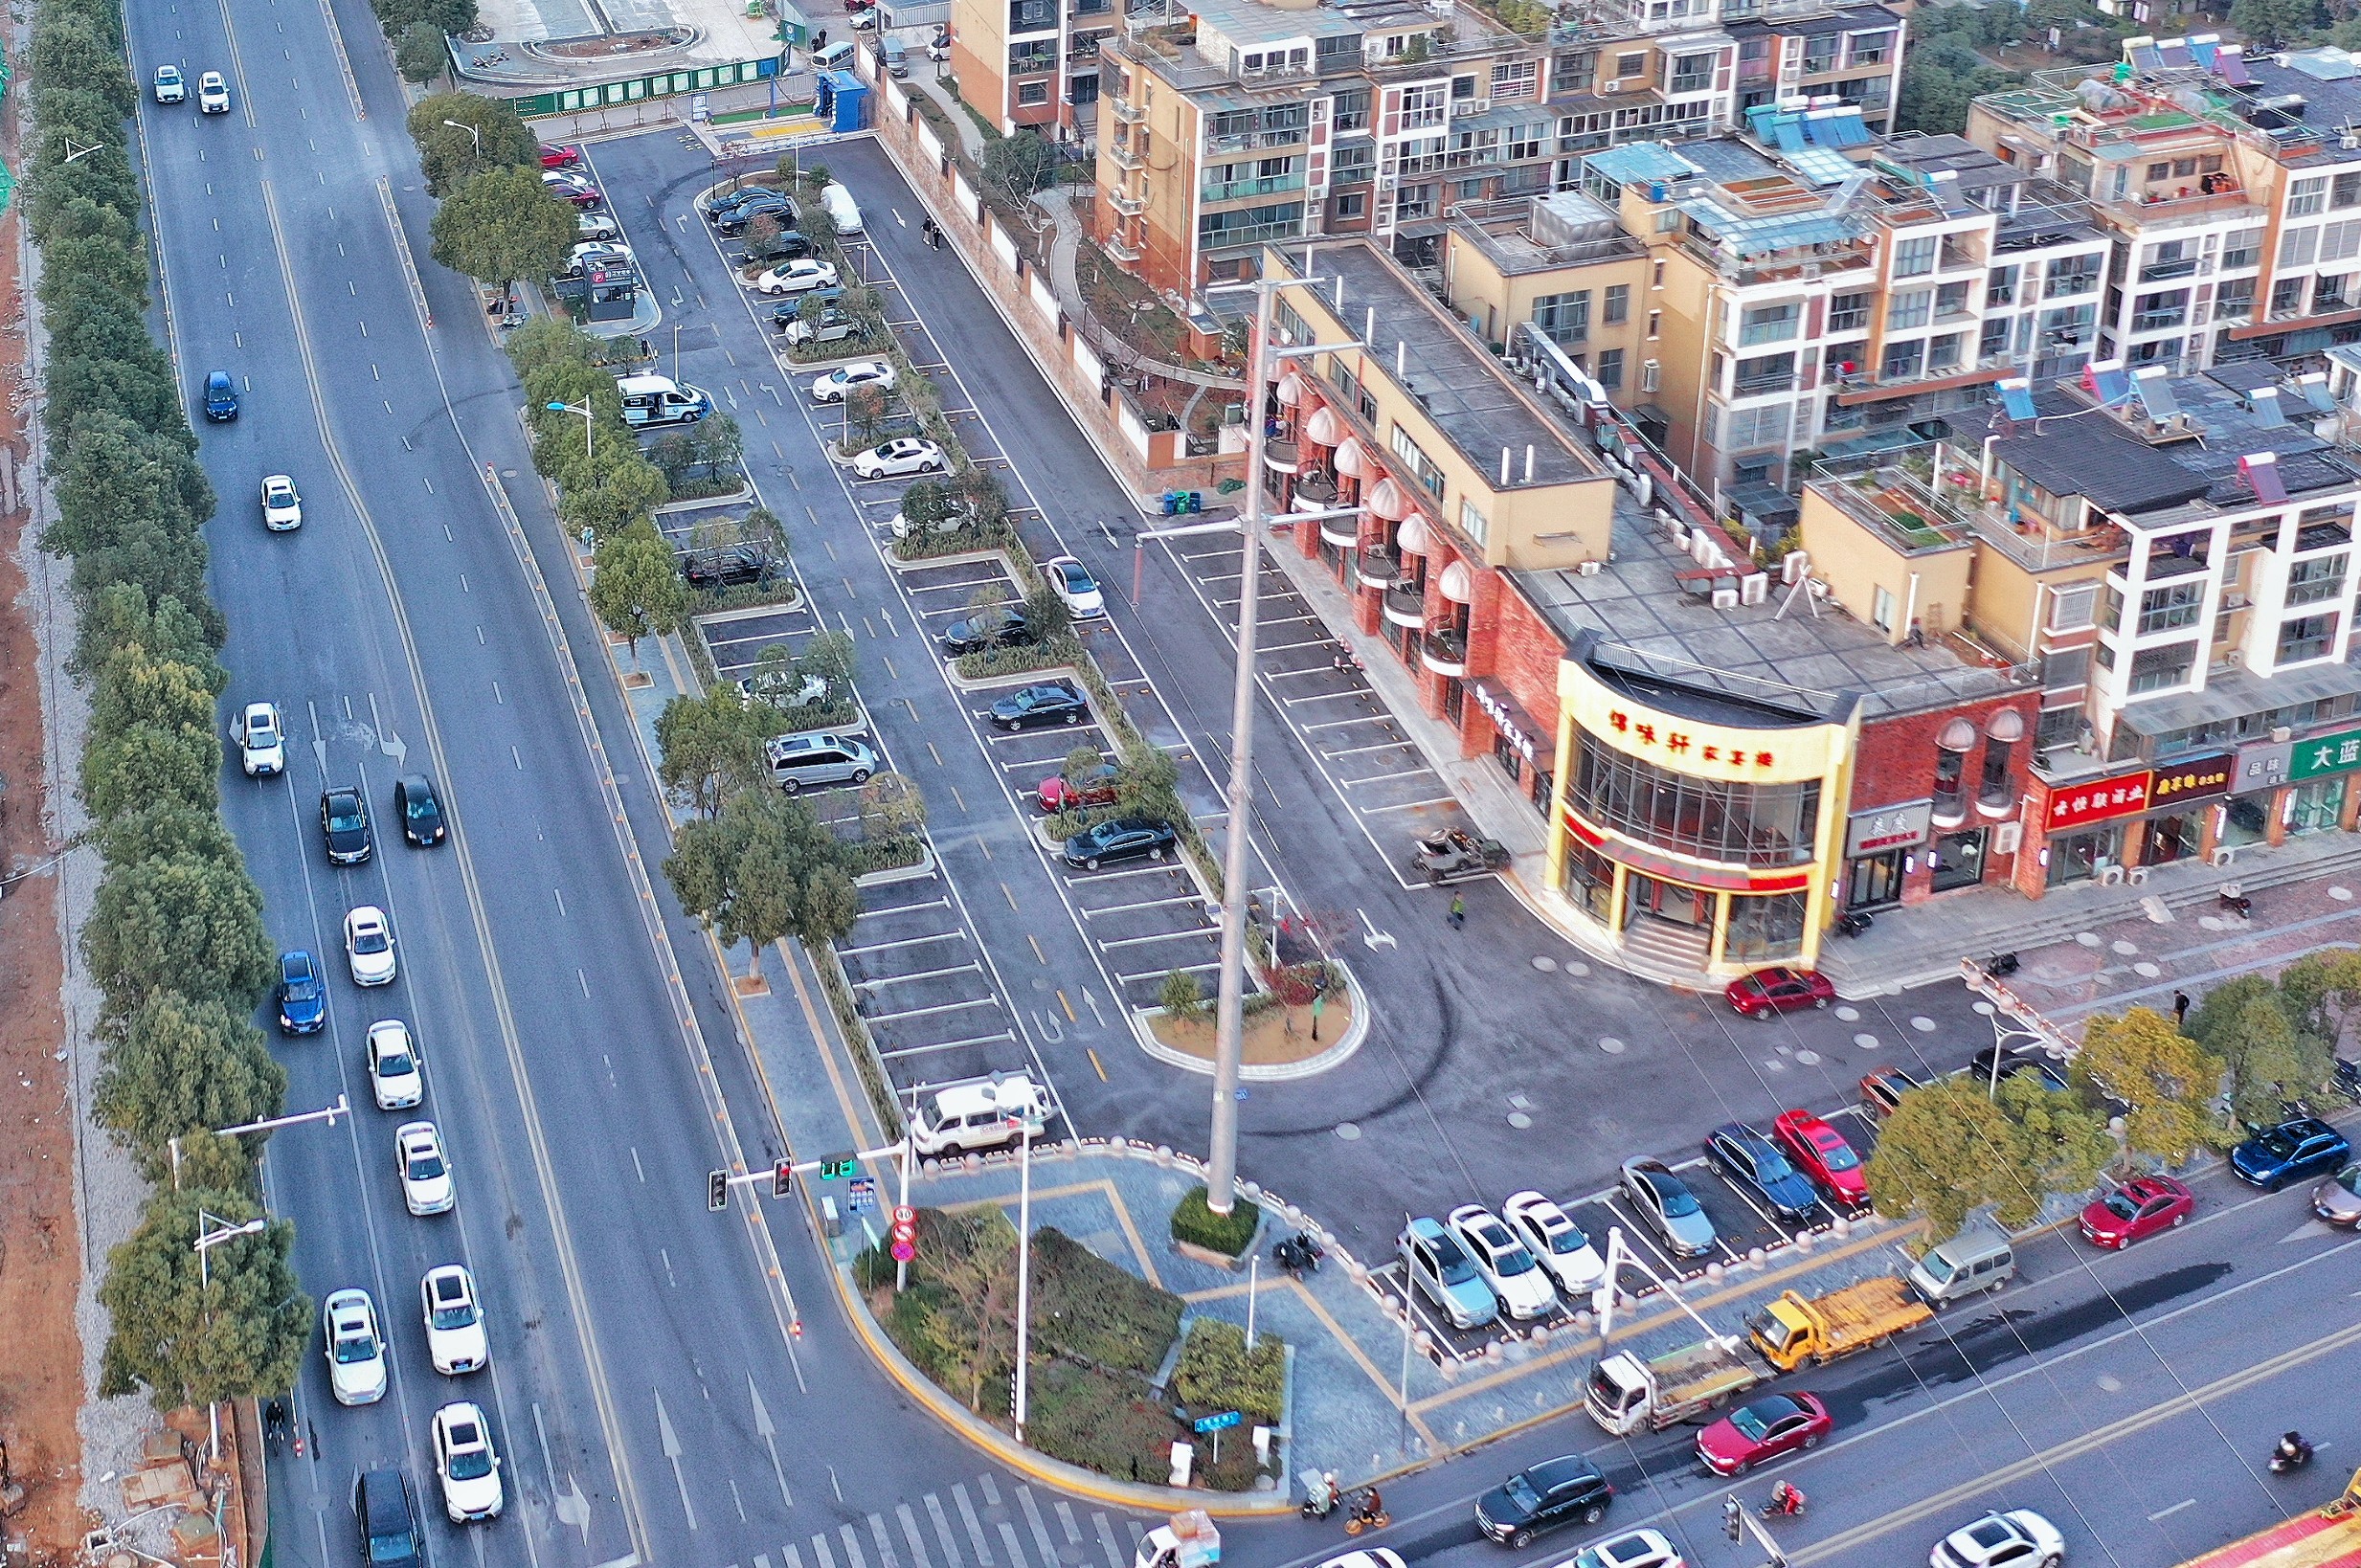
[1449,893,1466,930]
[2173,989,2192,1026]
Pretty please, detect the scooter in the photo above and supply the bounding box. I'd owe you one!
[1274,1231,1325,1277]
[1833,908,1874,937]
[2219,888,2253,918]
[1341,1491,1389,1534]
[1300,1472,1339,1520]
[2271,1435,2315,1475]
[2332,1057,2361,1105]
[1986,951,2021,977]
[1759,1483,1807,1520]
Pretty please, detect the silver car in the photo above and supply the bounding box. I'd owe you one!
[1619,1156,1719,1259]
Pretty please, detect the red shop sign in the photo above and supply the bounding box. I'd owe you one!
[2045,770,2154,830]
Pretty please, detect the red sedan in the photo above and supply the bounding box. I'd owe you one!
[1695,1392,1831,1475]
[1725,966,1835,1019]
[538,143,581,168]
[2079,1176,2192,1248]
[1771,1109,1869,1210]
[1035,762,1117,814]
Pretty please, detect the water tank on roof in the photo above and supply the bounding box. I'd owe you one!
[1530,189,1621,247]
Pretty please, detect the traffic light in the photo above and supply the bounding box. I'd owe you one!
[772,1159,794,1199]
[708,1170,730,1212]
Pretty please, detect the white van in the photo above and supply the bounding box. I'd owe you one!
[821,181,865,235]
[1907,1225,2015,1306]
[908,1072,1050,1156]
[812,40,857,71]
[617,373,711,429]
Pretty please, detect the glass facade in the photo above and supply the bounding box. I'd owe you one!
[1570,736,1822,866]
[2288,776,2348,836]
[1723,890,1810,962]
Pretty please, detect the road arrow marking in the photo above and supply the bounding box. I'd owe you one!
[749,1374,793,1510]
[653,1389,695,1532]
[533,1402,593,1542]
[306,699,328,779]
[367,691,407,767]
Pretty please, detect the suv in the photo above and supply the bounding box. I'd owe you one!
[940,605,1030,656]
[766,732,875,794]
[1398,1215,1497,1331]
[154,65,187,102]
[1475,1455,1613,1548]
[203,370,239,421]
[277,951,326,1036]
[781,305,866,347]
[681,544,774,590]
[353,1468,422,1568]
[908,1072,1051,1155]
[709,188,797,230]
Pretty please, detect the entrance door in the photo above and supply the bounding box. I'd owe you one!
[1846,849,1903,909]
[1628,874,1710,927]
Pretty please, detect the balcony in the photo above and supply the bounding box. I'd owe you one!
[1929,787,1968,831]
[1421,628,1468,676]
[1318,512,1360,548]
[1106,231,1143,263]
[1205,125,1308,154]
[1200,217,1306,251]
[1732,371,1797,397]
[1107,141,1143,171]
[2127,312,2188,334]
[2094,188,2262,232]
[1355,548,1400,590]
[1263,438,1299,475]
[1110,96,1143,123]
[2139,256,2200,283]
[1809,461,1974,556]
[1202,171,1304,204]
[1383,581,1427,626]
[1108,187,1146,216]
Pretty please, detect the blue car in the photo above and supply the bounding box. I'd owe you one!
[203,370,239,421]
[277,950,326,1035]
[1704,1122,1822,1221]
[2230,1116,2350,1191]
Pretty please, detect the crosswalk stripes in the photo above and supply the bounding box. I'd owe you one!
[722,1477,1147,1568]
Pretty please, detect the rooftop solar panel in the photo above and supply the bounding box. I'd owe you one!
[2248,386,2287,427]
[1810,108,1872,148]
[1999,378,2038,420]
[2092,363,2133,405]
[2155,36,2192,69]
[2132,366,2182,420]
[2219,44,2255,83]
[2301,371,2337,414]
[2127,36,2164,71]
[1774,117,1808,151]
[2191,33,2220,65]
[2242,450,2288,503]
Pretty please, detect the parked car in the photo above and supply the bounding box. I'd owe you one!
[712,189,798,235]
[2230,1115,2351,1191]
[940,604,1030,656]
[420,1265,488,1375]
[320,785,373,865]
[1771,1109,1869,1210]
[576,210,621,243]
[1036,761,1118,813]
[236,701,285,776]
[681,544,775,590]
[2078,1175,2192,1248]
[2313,1160,2361,1226]
[1968,1044,2072,1093]
[1046,555,1106,617]
[771,288,844,331]
[1929,1510,2062,1568]
[1695,1391,1831,1475]
[1473,1455,1612,1548]
[352,1468,421,1568]
[345,906,397,987]
[397,1121,455,1216]
[196,71,231,113]
[277,950,326,1035]
[820,180,864,233]
[1619,1156,1718,1259]
[782,305,866,347]
[753,258,839,296]
[811,361,895,403]
[394,773,446,846]
[1703,1122,1821,1221]
[1398,1215,1496,1331]
[1858,1064,1924,1120]
[1560,1532,1681,1568]
[765,732,875,794]
[260,473,302,530]
[1501,1191,1605,1294]
[890,496,979,539]
[1061,817,1176,870]
[203,370,239,421]
[1446,1203,1559,1321]
[852,437,946,479]
[736,668,829,710]
[368,1019,424,1109]
[324,1288,387,1404]
[989,682,1088,730]
[539,143,581,168]
[430,1401,504,1522]
[154,64,187,102]
[542,171,603,207]
[1724,966,1834,1018]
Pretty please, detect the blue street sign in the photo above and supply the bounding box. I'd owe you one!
[1192,1410,1242,1434]
[847,1176,878,1213]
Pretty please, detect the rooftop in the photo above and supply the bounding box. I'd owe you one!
[465,0,780,84]
[1447,192,1647,276]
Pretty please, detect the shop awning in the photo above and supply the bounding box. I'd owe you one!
[1395,514,1430,555]
[1304,406,1346,446]
[1366,477,1411,521]
[1334,437,1370,478]
[1275,372,1307,407]
[1439,560,1475,603]
[1563,814,1816,893]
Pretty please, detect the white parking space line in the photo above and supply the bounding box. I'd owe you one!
[1325,739,1425,759]
[838,933,970,958]
[1076,892,1204,918]
[1360,795,1460,814]
[1097,929,1221,952]
[865,997,1008,1026]
[1115,959,1221,984]
[1300,714,1395,731]
[880,1033,1019,1060]
[1284,687,1378,704]
[856,962,986,989]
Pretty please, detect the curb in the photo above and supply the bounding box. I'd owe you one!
[692,595,811,627]
[656,481,757,513]
[1130,960,1372,1083]
[854,840,936,887]
[885,542,1007,571]
[940,659,1088,694]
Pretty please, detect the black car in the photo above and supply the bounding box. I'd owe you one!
[1968,1045,2071,1094]
[748,229,814,261]
[1703,1122,1821,1221]
[941,605,1031,656]
[353,1467,422,1568]
[682,544,775,590]
[320,785,373,865]
[990,682,1089,730]
[1474,1454,1612,1548]
[394,773,446,846]
[712,189,798,233]
[1062,818,1176,870]
[771,287,845,328]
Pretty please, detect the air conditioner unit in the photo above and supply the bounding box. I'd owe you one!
[1994,821,2023,856]
[2210,844,2237,866]
[1577,558,1606,575]
[1602,79,1623,93]
[2272,725,2293,742]
[1455,101,1479,115]
[2222,593,2248,610]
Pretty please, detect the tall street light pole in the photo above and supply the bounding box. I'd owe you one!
[193,1214,268,1464]
[547,399,596,460]
[171,1094,350,1191]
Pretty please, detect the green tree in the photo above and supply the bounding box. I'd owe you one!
[406,94,535,193]
[557,441,669,539]
[82,722,220,822]
[588,520,688,668]
[71,586,224,682]
[898,476,953,532]
[1160,967,1207,1023]
[797,863,860,947]
[169,1128,262,1198]
[694,414,746,483]
[46,271,165,368]
[92,645,217,738]
[98,1187,310,1410]
[95,992,287,1176]
[655,685,768,817]
[98,801,242,871]
[429,165,577,294]
[1993,1069,2114,1196]
[858,773,927,841]
[41,231,148,308]
[2188,976,2327,1124]
[2274,947,2361,1055]
[394,21,451,84]
[82,852,276,1012]
[46,353,191,460]
[841,382,888,452]
[983,130,1059,200]
[29,11,136,116]
[2075,1006,2227,1164]
[663,790,847,979]
[1114,747,1182,821]
[1064,743,1105,782]
[1863,1078,2045,1241]
[952,468,1010,529]
[800,629,857,688]
[46,413,214,556]
[503,314,598,381]
[1021,585,1073,647]
[2231,0,2323,46]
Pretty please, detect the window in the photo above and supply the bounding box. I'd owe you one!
[1734,351,1795,393]
[1568,738,1823,866]
[2291,176,2330,217]
[2281,613,2337,663]
[1017,79,1048,103]
[1980,316,2012,358]
[1828,290,1873,333]
[2287,553,2348,606]
[1886,288,1931,329]
[1492,58,1540,100]
[1401,82,1448,129]
[2137,580,2204,636]
[2320,275,2354,312]
[2323,218,2361,264]
[2131,288,2189,331]
[1988,265,2019,308]
[1872,584,1898,632]
[1892,235,1938,278]
[1846,28,1895,64]
[2040,645,2091,689]
[1928,333,1964,372]
[2281,226,2320,268]
[2273,277,2307,317]
[1331,143,1374,183]
[1935,280,1973,319]
[1332,86,1371,130]
[1533,290,1591,344]
[2050,583,2098,631]
[1932,737,1968,818]
[2128,642,2196,693]
[1721,401,1791,448]
[1388,424,1446,496]
[1647,308,1661,339]
[1614,51,1645,78]
[1603,283,1630,325]
[1881,338,1924,379]
[2046,255,2100,298]
[2222,227,2264,270]
[1739,302,1798,346]
[1640,358,1660,392]
[1596,347,1625,389]
[1669,52,1716,93]
[1459,498,1491,546]
[1802,36,1838,72]
[1552,50,1597,92]
[1336,190,1366,216]
[2216,275,2257,317]
[1508,123,1543,160]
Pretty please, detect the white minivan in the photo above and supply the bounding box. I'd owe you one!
[617,373,711,430]
[821,181,865,235]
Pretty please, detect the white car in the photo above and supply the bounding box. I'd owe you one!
[421,1265,489,1375]
[260,473,302,530]
[196,71,231,113]
[1311,1553,1406,1568]
[1931,1511,2063,1568]
[431,1401,505,1522]
[852,437,945,479]
[153,65,186,102]
[1563,1530,1684,1568]
[734,668,827,708]
[1503,1190,1607,1295]
[1446,1203,1559,1321]
[236,701,285,777]
[753,258,840,296]
[396,1121,455,1216]
[821,180,864,234]
[344,906,396,986]
[1046,555,1106,617]
[323,1288,387,1405]
[810,361,895,403]
[367,1019,424,1110]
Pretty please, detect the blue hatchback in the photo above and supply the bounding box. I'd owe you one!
[277,950,326,1035]
[203,370,239,421]
[2230,1116,2350,1191]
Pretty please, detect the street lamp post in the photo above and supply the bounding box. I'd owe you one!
[546,399,596,460]
[441,118,482,152]
[1011,1115,1036,1444]
[171,1095,350,1190]
[193,1213,269,1464]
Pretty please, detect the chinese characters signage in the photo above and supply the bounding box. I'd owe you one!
[1474,683,1540,763]
[2288,725,2361,783]
[1845,800,1933,857]
[2046,770,2153,829]
[1601,708,1779,772]
[2149,754,2232,806]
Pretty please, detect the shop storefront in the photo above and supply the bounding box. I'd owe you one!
[1473,681,1553,818]
[2037,770,2152,888]
[2135,754,2233,865]
[2215,727,2361,850]
[1542,645,1853,978]
[1843,800,1934,911]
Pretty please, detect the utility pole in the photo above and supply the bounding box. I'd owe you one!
[193,1214,269,1463]
[1013,1117,1035,1443]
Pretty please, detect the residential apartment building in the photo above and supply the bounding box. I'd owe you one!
[1085,0,1904,304]
[949,0,1117,137]
[1967,39,2361,381]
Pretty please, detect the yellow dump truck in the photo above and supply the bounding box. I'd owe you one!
[1745,1278,1932,1372]
[2174,1467,2361,1566]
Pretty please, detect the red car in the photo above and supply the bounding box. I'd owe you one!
[538,143,581,168]
[1725,966,1835,1019]
[1695,1392,1831,1475]
[1035,762,1117,814]
[1771,1109,1869,1210]
[2079,1175,2192,1248]
[1858,1064,1923,1120]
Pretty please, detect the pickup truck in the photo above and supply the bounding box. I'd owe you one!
[1585,1338,1766,1435]
[1745,1278,1932,1372]
[2174,1467,2361,1565]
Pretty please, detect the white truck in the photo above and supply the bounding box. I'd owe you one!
[1582,1225,1768,1437]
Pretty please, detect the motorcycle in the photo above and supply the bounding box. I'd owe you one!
[1760,1482,1807,1520]
[1300,1472,1339,1520]
[1341,1490,1389,1534]
[1986,951,2021,977]
[2332,1057,2361,1105]
[2219,888,2253,918]
[2271,1434,2315,1475]
[1274,1231,1325,1277]
[1833,908,1874,938]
